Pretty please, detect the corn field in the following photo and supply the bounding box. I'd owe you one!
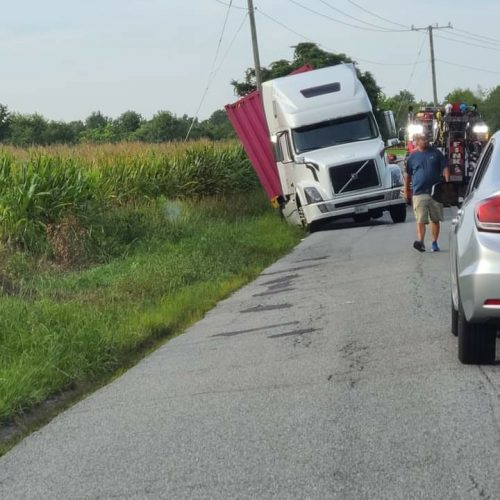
[0,141,258,253]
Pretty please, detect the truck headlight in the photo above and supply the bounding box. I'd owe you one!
[472,124,489,134]
[304,187,324,204]
[408,124,423,139]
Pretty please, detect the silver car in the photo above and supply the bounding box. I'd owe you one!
[437,132,500,364]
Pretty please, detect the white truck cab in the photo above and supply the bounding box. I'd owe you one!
[262,63,406,229]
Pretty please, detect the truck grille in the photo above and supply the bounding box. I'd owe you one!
[330,160,380,194]
[335,194,385,208]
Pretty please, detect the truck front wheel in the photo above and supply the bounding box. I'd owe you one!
[389,204,407,223]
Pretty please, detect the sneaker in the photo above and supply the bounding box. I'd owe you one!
[413,240,426,252]
[431,241,440,252]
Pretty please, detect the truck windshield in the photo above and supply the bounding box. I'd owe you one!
[292,113,378,153]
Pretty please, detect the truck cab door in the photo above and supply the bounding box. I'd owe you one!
[274,131,295,196]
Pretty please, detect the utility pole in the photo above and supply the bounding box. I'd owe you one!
[412,23,452,107]
[247,0,263,93]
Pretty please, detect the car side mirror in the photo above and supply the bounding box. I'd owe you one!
[386,138,400,148]
[431,182,462,207]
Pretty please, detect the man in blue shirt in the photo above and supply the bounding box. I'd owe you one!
[404,134,450,252]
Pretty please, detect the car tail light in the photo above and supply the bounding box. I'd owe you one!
[475,195,500,232]
[484,299,500,307]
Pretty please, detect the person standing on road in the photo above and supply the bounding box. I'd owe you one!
[404,133,450,252]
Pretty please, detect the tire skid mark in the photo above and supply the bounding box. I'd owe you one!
[267,281,295,291]
[253,287,295,297]
[211,320,300,338]
[261,264,320,276]
[293,256,328,263]
[261,274,300,286]
[339,340,369,388]
[254,272,299,297]
[468,474,491,499]
[477,367,500,447]
[267,327,317,339]
[240,303,292,313]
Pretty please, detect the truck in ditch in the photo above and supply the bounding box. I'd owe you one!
[226,63,407,230]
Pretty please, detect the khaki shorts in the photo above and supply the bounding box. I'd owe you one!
[412,194,443,223]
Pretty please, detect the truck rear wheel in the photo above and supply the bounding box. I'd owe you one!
[389,204,407,223]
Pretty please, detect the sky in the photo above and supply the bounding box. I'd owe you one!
[2,0,500,122]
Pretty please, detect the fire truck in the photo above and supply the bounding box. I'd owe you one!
[406,103,489,187]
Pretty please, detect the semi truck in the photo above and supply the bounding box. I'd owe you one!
[226,63,407,230]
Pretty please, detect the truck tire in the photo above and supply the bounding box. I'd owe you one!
[389,204,407,223]
[451,297,458,337]
[458,302,496,364]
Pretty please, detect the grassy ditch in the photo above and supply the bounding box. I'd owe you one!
[0,191,303,426]
[0,141,258,254]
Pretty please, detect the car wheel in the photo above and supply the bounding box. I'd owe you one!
[389,204,407,223]
[458,302,496,364]
[451,297,458,337]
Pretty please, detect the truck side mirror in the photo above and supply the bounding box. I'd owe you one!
[386,138,400,148]
[431,182,462,207]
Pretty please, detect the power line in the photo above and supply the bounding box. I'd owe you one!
[316,0,404,31]
[434,32,500,53]
[256,8,316,45]
[211,0,235,70]
[287,0,411,33]
[344,0,409,29]
[394,33,428,120]
[437,29,500,48]
[453,26,500,45]
[213,13,250,81]
[214,0,247,10]
[185,3,243,141]
[256,7,426,67]
[437,58,500,76]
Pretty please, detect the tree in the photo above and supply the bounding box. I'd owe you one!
[444,88,482,107]
[132,111,190,142]
[0,104,11,141]
[199,109,235,140]
[85,111,110,130]
[379,90,416,133]
[482,86,500,133]
[43,121,81,144]
[114,111,143,138]
[231,42,382,109]
[8,114,48,146]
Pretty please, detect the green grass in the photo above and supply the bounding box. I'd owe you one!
[0,141,258,253]
[387,147,407,157]
[0,192,303,424]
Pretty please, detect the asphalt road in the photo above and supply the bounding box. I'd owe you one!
[2,208,500,499]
